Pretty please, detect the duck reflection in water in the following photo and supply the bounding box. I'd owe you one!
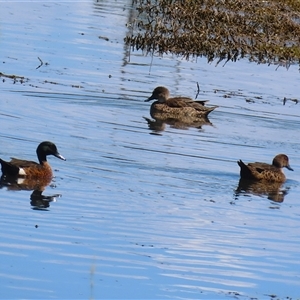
[235,178,289,202]
[144,86,217,133]
[0,175,61,209]
[143,116,213,134]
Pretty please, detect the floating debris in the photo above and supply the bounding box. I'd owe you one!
[283,97,299,105]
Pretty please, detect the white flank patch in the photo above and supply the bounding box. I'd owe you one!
[17,178,25,185]
[18,168,26,176]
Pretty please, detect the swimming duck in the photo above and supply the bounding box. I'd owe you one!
[237,154,293,182]
[0,141,65,178]
[145,86,218,119]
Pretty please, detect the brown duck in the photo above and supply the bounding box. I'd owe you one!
[145,86,218,119]
[237,154,293,182]
[0,141,66,179]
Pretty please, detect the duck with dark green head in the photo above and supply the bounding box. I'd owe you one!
[0,141,66,179]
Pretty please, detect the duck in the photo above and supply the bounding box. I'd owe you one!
[0,141,66,179]
[145,86,218,120]
[237,154,293,182]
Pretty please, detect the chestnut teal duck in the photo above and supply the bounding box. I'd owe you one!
[237,154,293,182]
[145,86,218,119]
[0,141,66,179]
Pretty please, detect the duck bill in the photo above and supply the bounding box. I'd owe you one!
[55,153,66,161]
[145,96,155,102]
[286,164,293,171]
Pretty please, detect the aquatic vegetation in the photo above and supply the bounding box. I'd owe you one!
[126,0,300,66]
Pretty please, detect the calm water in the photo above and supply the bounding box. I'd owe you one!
[0,1,300,299]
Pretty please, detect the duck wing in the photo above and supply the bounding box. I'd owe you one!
[248,162,273,173]
[9,158,39,168]
[167,97,209,109]
[173,97,209,105]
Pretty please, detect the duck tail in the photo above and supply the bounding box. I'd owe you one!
[0,159,19,177]
[237,159,253,179]
[204,105,218,117]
